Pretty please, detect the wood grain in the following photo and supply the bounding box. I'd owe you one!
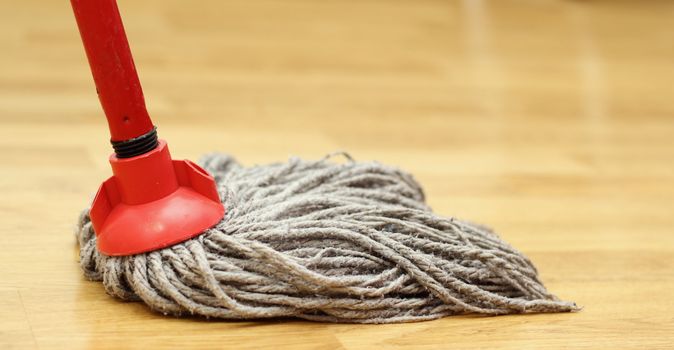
[1,0,673,348]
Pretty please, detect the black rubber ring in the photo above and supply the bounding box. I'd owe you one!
[111,127,158,158]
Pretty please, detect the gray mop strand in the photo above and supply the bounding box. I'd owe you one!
[76,153,578,323]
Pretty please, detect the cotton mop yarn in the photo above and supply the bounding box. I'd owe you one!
[76,153,577,323]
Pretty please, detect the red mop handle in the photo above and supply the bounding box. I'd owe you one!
[71,0,154,143]
[70,0,225,256]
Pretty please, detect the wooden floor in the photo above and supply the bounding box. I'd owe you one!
[2,0,674,348]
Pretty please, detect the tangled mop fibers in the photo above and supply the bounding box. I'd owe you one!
[76,153,577,323]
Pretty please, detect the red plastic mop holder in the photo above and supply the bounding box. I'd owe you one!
[90,141,224,256]
[71,0,225,256]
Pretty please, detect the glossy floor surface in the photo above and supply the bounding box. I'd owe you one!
[1,0,673,348]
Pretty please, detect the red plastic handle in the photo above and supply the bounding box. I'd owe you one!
[71,0,154,142]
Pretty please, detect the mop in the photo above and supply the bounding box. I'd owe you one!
[72,0,577,323]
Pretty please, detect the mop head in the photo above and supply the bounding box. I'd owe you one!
[76,153,577,323]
